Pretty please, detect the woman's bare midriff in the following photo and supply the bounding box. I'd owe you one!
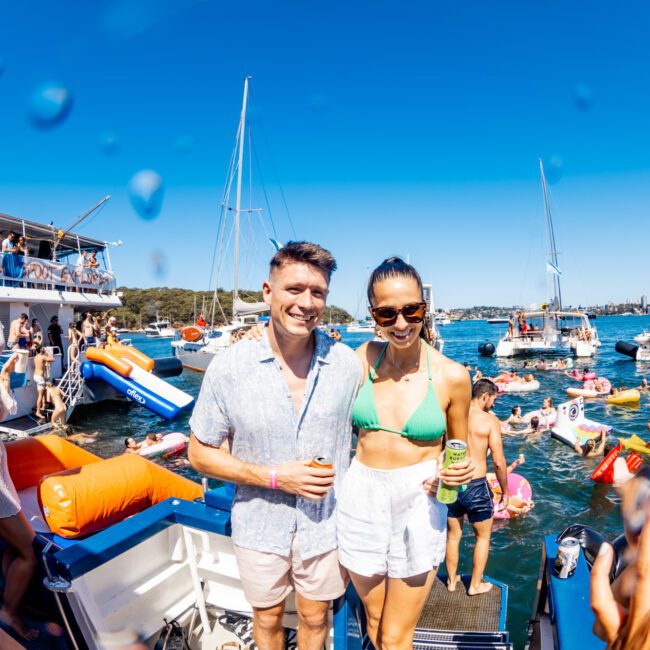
[356,431,444,470]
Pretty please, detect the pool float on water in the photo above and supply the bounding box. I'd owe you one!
[566,378,611,399]
[497,380,540,393]
[619,434,650,455]
[138,432,187,458]
[487,472,533,519]
[571,369,596,381]
[605,389,641,405]
[591,443,643,485]
[523,408,557,427]
[551,397,612,449]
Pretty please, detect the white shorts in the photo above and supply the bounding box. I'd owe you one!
[337,458,447,579]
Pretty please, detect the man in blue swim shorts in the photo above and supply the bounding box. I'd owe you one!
[445,379,509,595]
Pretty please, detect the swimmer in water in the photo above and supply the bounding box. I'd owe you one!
[575,431,607,457]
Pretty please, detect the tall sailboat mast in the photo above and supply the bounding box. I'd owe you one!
[233,76,251,310]
[539,159,562,311]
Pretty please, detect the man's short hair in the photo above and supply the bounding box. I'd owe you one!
[472,378,498,399]
[269,241,337,282]
[20,313,28,320]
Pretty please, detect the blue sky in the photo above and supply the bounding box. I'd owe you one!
[1,1,649,314]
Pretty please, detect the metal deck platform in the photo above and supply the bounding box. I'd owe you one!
[0,416,52,440]
[414,576,511,649]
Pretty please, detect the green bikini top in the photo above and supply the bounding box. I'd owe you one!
[352,343,446,441]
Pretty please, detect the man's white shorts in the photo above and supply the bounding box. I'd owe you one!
[337,458,447,579]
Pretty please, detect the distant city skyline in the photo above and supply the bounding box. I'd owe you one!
[1,1,650,315]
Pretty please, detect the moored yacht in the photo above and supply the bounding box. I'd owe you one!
[495,161,599,358]
[144,318,175,338]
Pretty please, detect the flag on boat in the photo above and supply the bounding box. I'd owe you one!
[269,238,283,251]
[546,260,562,276]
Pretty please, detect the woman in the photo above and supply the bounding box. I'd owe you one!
[337,257,473,650]
[30,318,42,349]
[0,439,38,640]
[14,236,27,256]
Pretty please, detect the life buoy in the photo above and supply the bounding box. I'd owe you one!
[181,325,204,342]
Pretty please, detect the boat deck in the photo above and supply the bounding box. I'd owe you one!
[415,576,511,649]
[0,416,52,440]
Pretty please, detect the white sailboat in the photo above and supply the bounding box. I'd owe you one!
[495,160,599,358]
[172,78,270,372]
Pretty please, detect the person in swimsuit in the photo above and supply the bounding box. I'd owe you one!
[337,257,474,650]
[446,379,508,595]
[0,439,38,641]
[33,345,55,420]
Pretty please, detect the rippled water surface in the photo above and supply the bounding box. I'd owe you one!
[73,316,650,649]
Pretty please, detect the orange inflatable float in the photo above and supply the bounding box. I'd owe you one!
[6,435,99,491]
[6,435,202,539]
[86,344,155,374]
[180,325,204,342]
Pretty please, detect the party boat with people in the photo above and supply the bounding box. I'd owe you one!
[0,206,193,436]
[495,161,599,358]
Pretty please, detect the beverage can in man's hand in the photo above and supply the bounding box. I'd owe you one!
[436,440,467,504]
[309,456,333,469]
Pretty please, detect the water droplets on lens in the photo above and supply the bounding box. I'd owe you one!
[27,82,73,129]
[545,156,563,184]
[573,83,593,112]
[128,170,164,220]
[99,132,119,155]
[151,249,167,278]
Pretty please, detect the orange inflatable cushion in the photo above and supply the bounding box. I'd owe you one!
[85,347,132,376]
[38,454,202,538]
[6,435,100,491]
[109,344,155,372]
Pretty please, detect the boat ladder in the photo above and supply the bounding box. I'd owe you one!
[58,348,85,421]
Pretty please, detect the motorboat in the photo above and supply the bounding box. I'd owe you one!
[487,316,510,324]
[144,318,176,338]
[615,331,650,361]
[434,312,451,326]
[495,161,599,358]
[346,320,374,334]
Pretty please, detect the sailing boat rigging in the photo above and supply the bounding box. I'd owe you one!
[495,160,599,358]
[172,77,271,372]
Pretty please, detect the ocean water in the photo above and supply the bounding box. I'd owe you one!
[71,315,650,649]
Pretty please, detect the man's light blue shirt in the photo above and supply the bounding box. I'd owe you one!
[190,329,362,560]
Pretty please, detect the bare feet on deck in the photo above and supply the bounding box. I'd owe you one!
[0,607,39,641]
[447,575,461,592]
[468,581,494,596]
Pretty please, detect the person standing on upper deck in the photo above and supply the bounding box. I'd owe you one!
[189,242,362,650]
[1,232,15,254]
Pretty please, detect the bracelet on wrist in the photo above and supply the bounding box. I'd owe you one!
[269,466,278,489]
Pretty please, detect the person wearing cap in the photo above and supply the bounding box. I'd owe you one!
[105,317,119,346]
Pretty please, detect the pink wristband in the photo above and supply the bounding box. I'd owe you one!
[269,467,278,490]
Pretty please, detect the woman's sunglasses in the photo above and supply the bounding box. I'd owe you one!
[370,301,427,327]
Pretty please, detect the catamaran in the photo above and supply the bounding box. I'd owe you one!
[172,77,271,372]
[495,160,599,358]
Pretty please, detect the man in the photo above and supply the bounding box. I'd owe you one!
[34,346,55,420]
[47,316,64,352]
[1,231,15,253]
[82,312,96,346]
[445,378,508,596]
[7,313,29,350]
[189,242,362,650]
